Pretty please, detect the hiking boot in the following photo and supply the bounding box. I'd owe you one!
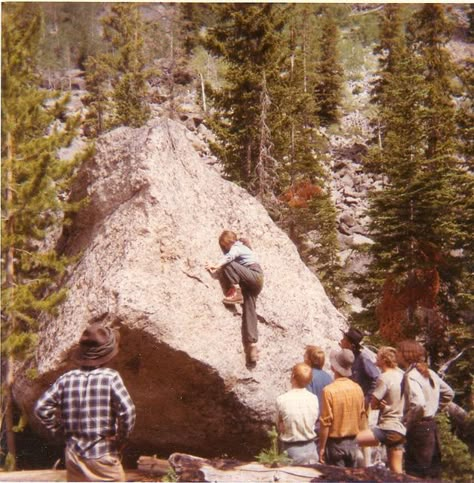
[247,343,259,363]
[222,286,243,305]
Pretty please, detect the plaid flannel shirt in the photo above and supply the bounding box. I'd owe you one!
[35,367,136,459]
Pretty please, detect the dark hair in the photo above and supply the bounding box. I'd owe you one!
[397,340,430,378]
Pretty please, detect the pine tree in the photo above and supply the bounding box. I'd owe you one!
[1,4,88,467]
[356,5,473,365]
[313,7,344,126]
[82,54,113,138]
[354,48,429,340]
[456,56,474,165]
[406,5,473,357]
[371,4,406,114]
[103,4,151,128]
[277,6,345,306]
[204,4,286,199]
[179,3,214,56]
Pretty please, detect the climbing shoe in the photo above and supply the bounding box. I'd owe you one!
[222,286,243,305]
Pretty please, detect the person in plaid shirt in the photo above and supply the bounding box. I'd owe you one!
[35,324,135,482]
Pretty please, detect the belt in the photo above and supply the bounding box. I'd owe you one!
[328,435,356,442]
[282,439,315,446]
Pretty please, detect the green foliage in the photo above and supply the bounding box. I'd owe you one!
[355,4,472,365]
[26,368,39,381]
[2,3,85,328]
[455,57,474,164]
[38,3,104,73]
[204,4,287,197]
[162,467,178,482]
[82,55,113,137]
[1,333,38,360]
[83,4,152,134]
[12,415,27,434]
[313,8,344,125]
[2,3,89,465]
[437,412,474,481]
[256,427,291,467]
[442,334,474,408]
[103,4,151,129]
[4,453,16,472]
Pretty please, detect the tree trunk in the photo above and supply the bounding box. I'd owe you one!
[199,72,207,113]
[3,130,17,469]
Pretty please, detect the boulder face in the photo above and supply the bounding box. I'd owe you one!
[16,118,346,460]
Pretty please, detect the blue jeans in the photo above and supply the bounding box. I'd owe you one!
[281,440,319,465]
[326,436,358,468]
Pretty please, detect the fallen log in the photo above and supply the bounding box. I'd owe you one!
[137,455,171,476]
[169,452,322,482]
[168,452,423,482]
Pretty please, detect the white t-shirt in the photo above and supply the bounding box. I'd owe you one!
[276,388,319,442]
[372,368,406,435]
[403,367,454,429]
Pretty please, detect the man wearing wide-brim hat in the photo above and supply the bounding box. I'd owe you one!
[35,324,136,482]
[318,348,366,468]
[340,327,380,407]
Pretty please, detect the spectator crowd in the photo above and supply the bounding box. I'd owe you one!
[275,327,455,478]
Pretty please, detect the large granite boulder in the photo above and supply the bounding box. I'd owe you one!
[15,118,346,460]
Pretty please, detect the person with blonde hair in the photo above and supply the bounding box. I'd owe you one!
[396,339,454,478]
[276,363,320,465]
[206,230,264,364]
[356,346,405,473]
[304,346,332,409]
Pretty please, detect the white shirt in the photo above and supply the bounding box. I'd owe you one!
[218,241,258,267]
[403,367,454,429]
[276,388,319,442]
[372,368,406,434]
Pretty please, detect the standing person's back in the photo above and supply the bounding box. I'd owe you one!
[356,347,406,473]
[397,340,454,479]
[304,345,333,407]
[35,324,136,482]
[340,328,380,405]
[276,363,319,465]
[319,349,366,468]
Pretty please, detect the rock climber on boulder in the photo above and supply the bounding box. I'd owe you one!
[206,230,264,364]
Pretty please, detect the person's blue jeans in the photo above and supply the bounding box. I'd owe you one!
[281,440,319,465]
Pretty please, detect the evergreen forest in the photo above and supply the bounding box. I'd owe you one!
[2,2,473,478]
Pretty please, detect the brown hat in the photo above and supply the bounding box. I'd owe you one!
[330,348,354,377]
[72,324,120,367]
[342,327,364,347]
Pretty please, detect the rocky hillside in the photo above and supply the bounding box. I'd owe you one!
[15,118,346,460]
